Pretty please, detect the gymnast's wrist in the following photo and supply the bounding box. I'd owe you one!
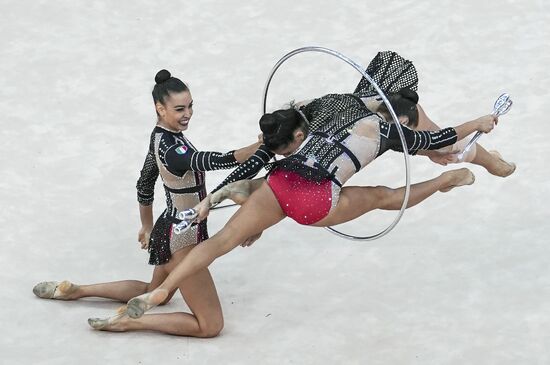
[140,222,153,230]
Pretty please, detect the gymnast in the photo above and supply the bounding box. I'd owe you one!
[92,86,499,329]
[32,70,261,337]
[354,51,515,176]
[188,51,514,218]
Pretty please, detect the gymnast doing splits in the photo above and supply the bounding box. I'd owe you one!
[96,87,499,328]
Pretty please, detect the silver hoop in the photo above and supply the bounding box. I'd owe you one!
[262,46,411,241]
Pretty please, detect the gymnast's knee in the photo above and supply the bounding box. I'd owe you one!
[196,317,224,338]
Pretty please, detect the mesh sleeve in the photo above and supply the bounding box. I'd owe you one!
[378,121,458,156]
[136,135,159,206]
[163,144,239,173]
[211,144,274,193]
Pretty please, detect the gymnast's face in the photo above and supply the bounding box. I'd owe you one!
[156,91,194,132]
[273,129,306,157]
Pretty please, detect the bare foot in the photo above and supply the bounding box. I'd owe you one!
[211,180,253,205]
[488,150,516,177]
[33,280,80,300]
[439,168,475,192]
[88,306,128,331]
[127,288,169,319]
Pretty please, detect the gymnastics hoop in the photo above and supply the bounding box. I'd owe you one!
[262,46,411,241]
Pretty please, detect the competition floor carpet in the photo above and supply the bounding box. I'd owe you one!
[2,1,549,364]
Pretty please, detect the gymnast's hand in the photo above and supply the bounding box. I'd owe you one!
[138,226,152,250]
[194,195,212,222]
[241,231,263,247]
[475,114,498,133]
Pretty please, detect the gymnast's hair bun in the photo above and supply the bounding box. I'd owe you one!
[259,113,280,135]
[398,88,419,104]
[155,69,172,84]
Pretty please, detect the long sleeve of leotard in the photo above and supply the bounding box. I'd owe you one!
[378,120,458,156]
[210,144,274,193]
[163,144,240,173]
[136,135,160,206]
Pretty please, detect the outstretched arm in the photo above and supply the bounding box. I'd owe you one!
[416,104,487,165]
[453,115,497,140]
[192,144,274,219]
[416,105,498,138]
[163,146,240,172]
[233,141,263,163]
[211,144,274,193]
[161,131,261,174]
[378,114,497,156]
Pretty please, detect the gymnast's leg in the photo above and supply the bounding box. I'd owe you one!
[124,181,286,319]
[312,168,474,227]
[88,246,224,337]
[470,146,516,177]
[33,265,177,303]
[210,178,264,206]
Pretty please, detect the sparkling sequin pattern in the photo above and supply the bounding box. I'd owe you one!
[213,144,274,193]
[267,169,335,225]
[272,94,373,185]
[271,92,458,187]
[354,50,418,98]
[209,51,428,195]
[136,125,236,265]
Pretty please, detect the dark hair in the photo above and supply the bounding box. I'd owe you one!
[152,69,189,109]
[260,108,308,151]
[378,88,419,128]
